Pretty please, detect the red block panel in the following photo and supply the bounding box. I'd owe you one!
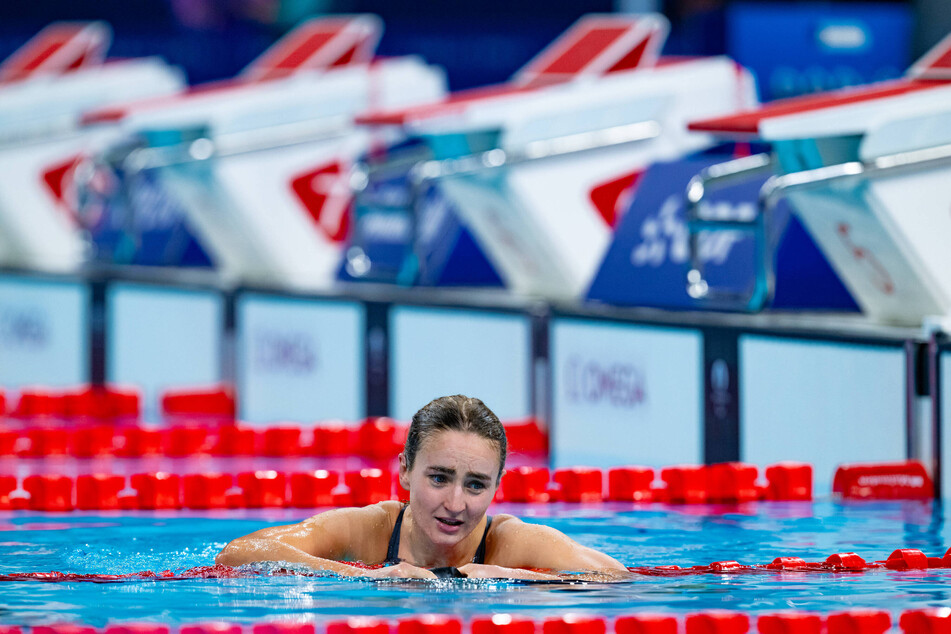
[899,610,951,634]
[397,615,462,634]
[69,424,115,457]
[500,467,550,503]
[33,627,98,634]
[289,470,339,508]
[766,557,807,570]
[105,625,172,634]
[685,613,749,634]
[346,469,393,506]
[115,426,162,457]
[0,429,16,455]
[886,548,929,571]
[13,389,65,419]
[824,553,867,570]
[261,426,303,457]
[0,475,16,510]
[325,618,391,634]
[765,463,813,501]
[833,461,933,500]
[184,473,233,509]
[554,468,604,503]
[504,419,548,453]
[615,615,678,634]
[211,426,256,456]
[357,417,402,459]
[826,611,891,634]
[238,471,287,508]
[758,614,823,634]
[661,465,708,504]
[543,615,606,634]
[163,425,210,457]
[22,427,69,457]
[471,615,536,634]
[608,467,654,502]
[131,472,181,510]
[76,474,125,510]
[161,385,235,419]
[180,625,243,634]
[707,462,759,503]
[23,474,73,511]
[312,425,351,455]
[252,624,315,634]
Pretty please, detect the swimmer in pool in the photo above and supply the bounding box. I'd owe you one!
[216,395,628,580]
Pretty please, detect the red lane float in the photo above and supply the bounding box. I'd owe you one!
[183,473,233,510]
[397,616,462,634]
[289,470,339,507]
[833,461,933,500]
[76,474,125,510]
[160,385,236,421]
[826,611,891,634]
[252,625,315,634]
[544,615,607,634]
[12,611,951,634]
[685,612,750,634]
[325,618,390,634]
[765,463,813,501]
[615,615,678,634]
[105,626,171,634]
[608,467,654,502]
[757,614,823,634]
[554,468,604,503]
[471,615,536,634]
[899,609,951,633]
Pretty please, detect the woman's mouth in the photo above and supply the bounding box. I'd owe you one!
[435,517,464,533]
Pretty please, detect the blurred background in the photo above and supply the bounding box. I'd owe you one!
[0,0,942,94]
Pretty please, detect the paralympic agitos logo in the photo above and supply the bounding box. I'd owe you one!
[564,355,646,408]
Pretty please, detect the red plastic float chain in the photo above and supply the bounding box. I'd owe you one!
[0,546,949,582]
[1,610,951,634]
[0,461,939,511]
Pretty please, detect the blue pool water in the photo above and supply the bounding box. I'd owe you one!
[1,501,949,625]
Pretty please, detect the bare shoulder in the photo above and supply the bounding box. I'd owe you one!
[296,500,402,563]
[490,514,560,540]
[486,513,626,574]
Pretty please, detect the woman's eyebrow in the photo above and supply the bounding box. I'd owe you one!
[427,466,492,482]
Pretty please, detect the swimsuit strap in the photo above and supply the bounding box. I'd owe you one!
[384,508,492,566]
[384,505,406,565]
[473,515,492,564]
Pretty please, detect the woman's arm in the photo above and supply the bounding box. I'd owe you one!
[215,504,435,579]
[478,515,630,581]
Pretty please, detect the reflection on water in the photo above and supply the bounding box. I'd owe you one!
[0,501,950,624]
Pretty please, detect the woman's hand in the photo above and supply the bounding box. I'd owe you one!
[364,562,437,579]
[457,563,560,580]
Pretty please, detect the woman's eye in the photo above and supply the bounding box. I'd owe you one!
[467,481,486,492]
[429,474,448,484]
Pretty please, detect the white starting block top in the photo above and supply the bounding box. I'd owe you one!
[0,22,185,273]
[688,32,951,326]
[357,14,757,300]
[77,15,447,291]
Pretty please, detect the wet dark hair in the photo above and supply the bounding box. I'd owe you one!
[403,395,507,481]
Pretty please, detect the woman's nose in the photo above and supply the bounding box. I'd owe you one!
[444,485,465,512]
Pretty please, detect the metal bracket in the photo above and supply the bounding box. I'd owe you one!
[686,141,951,312]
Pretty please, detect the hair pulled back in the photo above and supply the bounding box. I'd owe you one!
[403,395,507,480]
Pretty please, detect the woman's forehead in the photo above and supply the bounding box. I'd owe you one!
[416,429,500,468]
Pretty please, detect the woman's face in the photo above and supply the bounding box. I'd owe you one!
[399,429,501,550]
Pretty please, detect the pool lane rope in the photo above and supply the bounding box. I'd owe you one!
[0,547,946,583]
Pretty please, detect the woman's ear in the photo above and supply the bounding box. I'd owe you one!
[398,452,410,491]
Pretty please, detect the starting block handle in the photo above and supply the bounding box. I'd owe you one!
[684,153,775,311]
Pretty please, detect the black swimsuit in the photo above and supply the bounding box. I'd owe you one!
[385,506,492,566]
